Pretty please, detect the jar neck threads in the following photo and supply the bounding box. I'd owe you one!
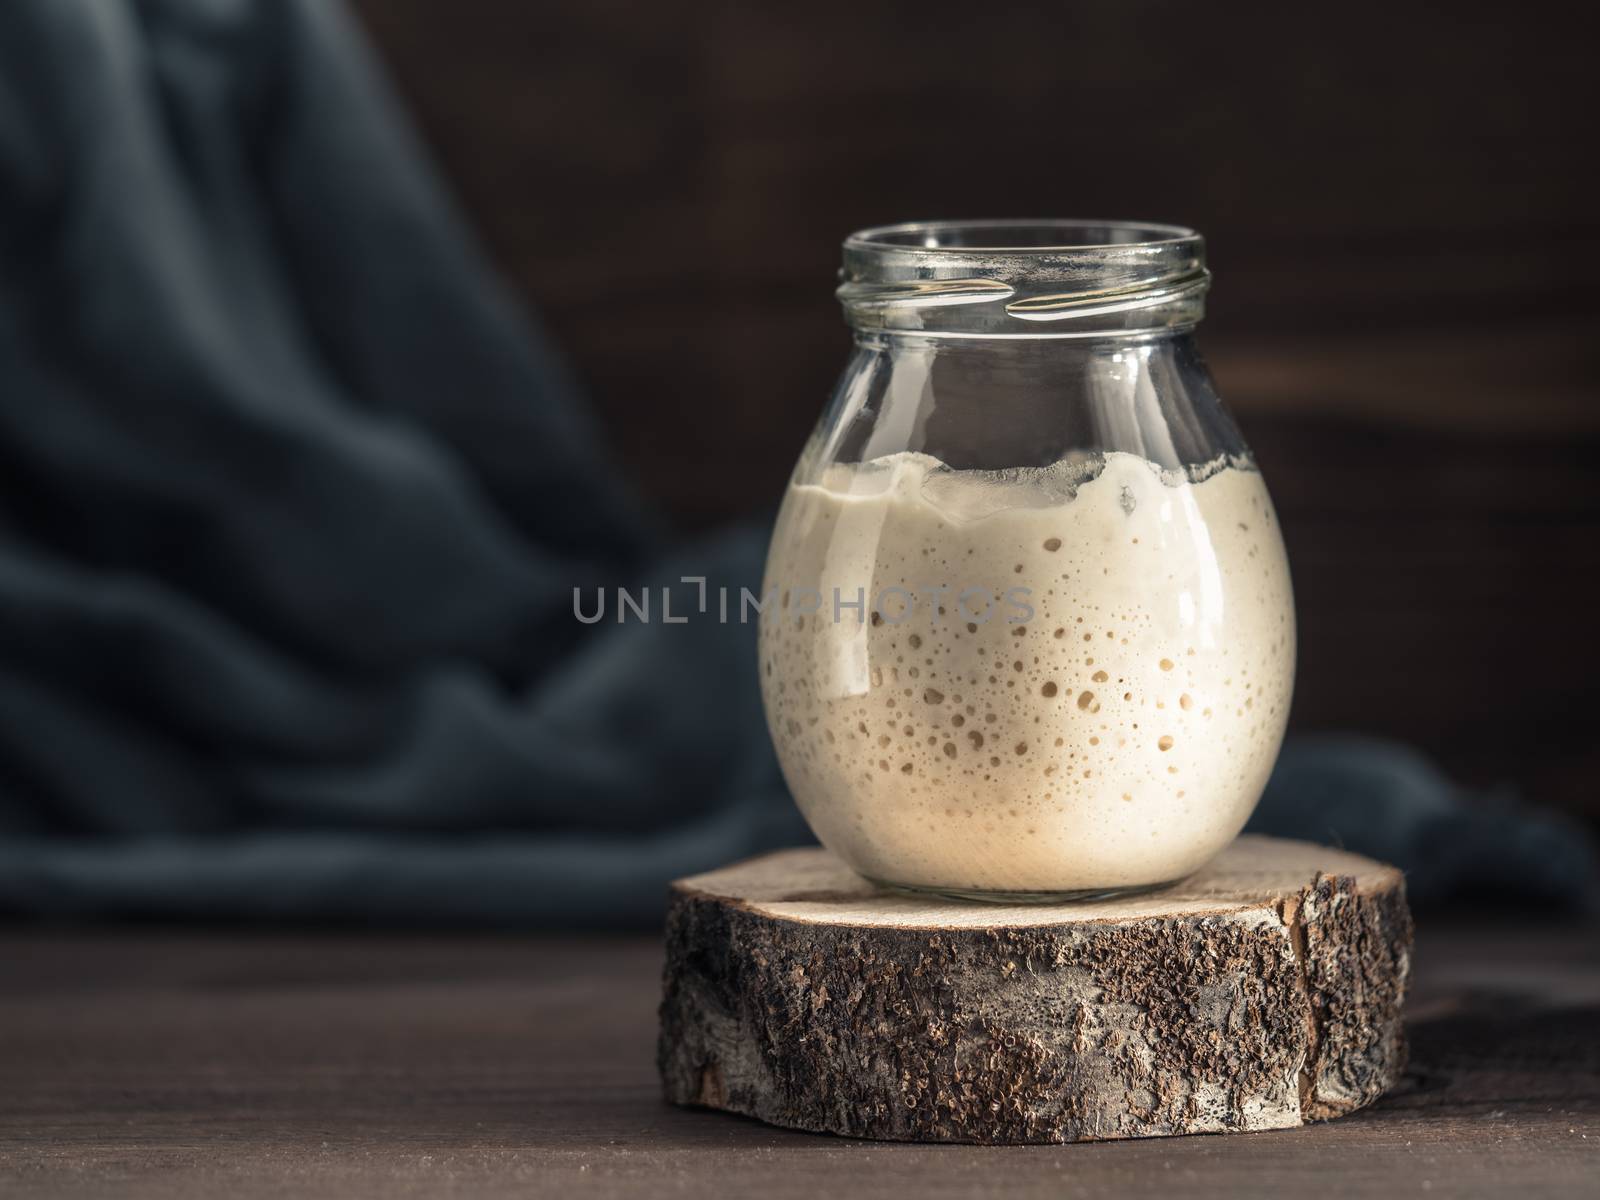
[837,220,1207,339]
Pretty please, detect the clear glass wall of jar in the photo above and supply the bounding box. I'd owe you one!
[759,221,1295,900]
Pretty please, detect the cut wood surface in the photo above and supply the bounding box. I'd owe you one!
[659,836,1412,1143]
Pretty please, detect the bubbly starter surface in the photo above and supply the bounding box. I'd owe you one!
[759,450,1295,893]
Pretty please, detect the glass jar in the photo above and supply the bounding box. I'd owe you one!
[759,220,1295,900]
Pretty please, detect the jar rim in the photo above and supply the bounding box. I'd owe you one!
[838,218,1209,338]
[844,219,1200,255]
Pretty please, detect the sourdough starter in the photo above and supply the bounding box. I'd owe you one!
[758,449,1294,894]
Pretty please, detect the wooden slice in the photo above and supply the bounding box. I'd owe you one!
[658,835,1412,1144]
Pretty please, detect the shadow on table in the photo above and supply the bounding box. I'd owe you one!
[1385,996,1600,1114]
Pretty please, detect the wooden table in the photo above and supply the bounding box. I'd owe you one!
[1,923,1595,1198]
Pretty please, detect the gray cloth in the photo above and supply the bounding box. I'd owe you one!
[0,0,1592,927]
[0,0,804,928]
[1256,736,1598,914]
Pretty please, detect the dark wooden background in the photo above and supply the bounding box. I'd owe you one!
[349,0,1600,826]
